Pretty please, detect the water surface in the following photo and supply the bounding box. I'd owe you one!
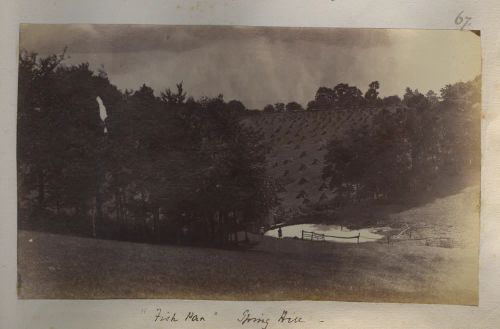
[265,223,386,243]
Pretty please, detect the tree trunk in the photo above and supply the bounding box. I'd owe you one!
[221,212,228,245]
[115,190,121,223]
[209,215,215,243]
[36,168,45,212]
[121,192,128,224]
[55,193,60,216]
[153,205,160,242]
[216,210,223,244]
[91,203,96,238]
[115,188,126,230]
[95,188,103,237]
[232,215,239,246]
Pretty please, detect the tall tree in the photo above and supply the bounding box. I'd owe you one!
[274,102,285,113]
[364,81,380,106]
[285,101,304,112]
[263,104,275,113]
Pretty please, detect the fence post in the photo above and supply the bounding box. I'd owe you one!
[357,233,360,244]
[387,235,390,245]
[311,232,313,241]
[301,230,303,240]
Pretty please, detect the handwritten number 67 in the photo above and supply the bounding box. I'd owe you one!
[455,11,472,30]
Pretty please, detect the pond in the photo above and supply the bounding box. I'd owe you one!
[265,223,387,243]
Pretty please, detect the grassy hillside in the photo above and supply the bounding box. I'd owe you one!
[243,107,478,229]
[18,186,478,303]
[244,109,378,210]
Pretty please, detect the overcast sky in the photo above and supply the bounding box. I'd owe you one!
[20,25,481,109]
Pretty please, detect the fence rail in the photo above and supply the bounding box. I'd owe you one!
[300,228,453,248]
[301,230,360,244]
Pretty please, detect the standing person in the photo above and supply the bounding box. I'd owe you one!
[278,226,283,239]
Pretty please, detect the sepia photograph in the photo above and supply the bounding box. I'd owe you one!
[17,24,480,304]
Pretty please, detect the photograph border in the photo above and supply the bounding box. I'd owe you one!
[1,0,500,328]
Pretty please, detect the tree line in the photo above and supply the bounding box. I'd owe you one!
[261,80,394,112]
[321,77,481,205]
[17,49,480,246]
[18,50,278,246]
[258,77,479,207]
[260,79,476,113]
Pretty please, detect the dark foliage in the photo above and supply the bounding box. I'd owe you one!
[17,51,278,247]
[322,76,480,204]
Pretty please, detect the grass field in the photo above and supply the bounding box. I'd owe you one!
[17,186,479,304]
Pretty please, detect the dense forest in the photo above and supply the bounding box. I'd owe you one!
[321,80,480,205]
[17,50,278,246]
[17,50,480,246]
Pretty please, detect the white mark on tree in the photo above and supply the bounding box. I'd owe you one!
[96,96,108,133]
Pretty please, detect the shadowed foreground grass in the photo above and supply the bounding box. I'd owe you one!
[18,187,479,304]
[18,232,477,304]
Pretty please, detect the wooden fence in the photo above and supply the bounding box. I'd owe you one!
[301,230,360,244]
[300,228,453,248]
